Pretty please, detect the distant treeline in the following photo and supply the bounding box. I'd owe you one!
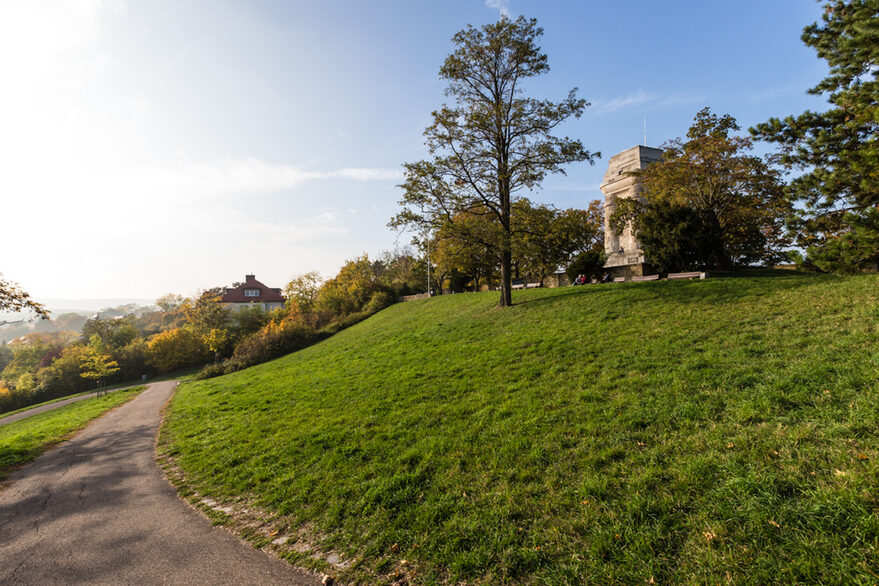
[0,249,428,414]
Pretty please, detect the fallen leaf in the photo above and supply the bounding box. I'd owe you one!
[768,520,781,528]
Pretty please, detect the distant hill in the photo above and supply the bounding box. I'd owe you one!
[1,298,157,343]
[160,271,879,584]
[36,298,157,316]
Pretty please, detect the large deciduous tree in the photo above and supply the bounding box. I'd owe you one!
[616,108,789,269]
[391,16,596,306]
[751,0,879,272]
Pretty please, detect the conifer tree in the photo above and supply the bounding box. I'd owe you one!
[751,0,879,271]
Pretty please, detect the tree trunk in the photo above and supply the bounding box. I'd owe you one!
[499,254,512,306]
[498,209,513,306]
[707,210,731,269]
[499,154,513,306]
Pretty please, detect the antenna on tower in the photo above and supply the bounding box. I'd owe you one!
[643,116,647,147]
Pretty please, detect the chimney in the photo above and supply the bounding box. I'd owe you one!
[245,274,256,282]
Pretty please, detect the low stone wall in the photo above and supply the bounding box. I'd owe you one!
[400,293,430,302]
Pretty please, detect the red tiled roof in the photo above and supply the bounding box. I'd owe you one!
[220,275,285,303]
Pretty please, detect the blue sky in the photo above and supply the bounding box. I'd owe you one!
[0,0,828,300]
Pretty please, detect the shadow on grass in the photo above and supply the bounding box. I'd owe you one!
[510,270,831,311]
[511,286,600,307]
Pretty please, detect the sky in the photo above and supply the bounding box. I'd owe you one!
[0,0,830,301]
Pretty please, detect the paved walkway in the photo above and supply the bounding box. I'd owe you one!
[0,381,319,585]
[0,385,139,427]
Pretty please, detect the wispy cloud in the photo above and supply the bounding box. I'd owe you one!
[114,158,401,204]
[590,90,704,115]
[591,90,655,114]
[485,0,511,17]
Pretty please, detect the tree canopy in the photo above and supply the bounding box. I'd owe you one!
[751,0,879,271]
[0,274,48,323]
[391,16,596,306]
[615,108,789,270]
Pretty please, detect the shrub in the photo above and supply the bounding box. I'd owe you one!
[566,250,607,282]
[194,362,228,380]
[114,338,152,381]
[229,316,324,370]
[0,380,30,414]
[363,291,393,314]
[146,328,210,373]
[34,344,92,402]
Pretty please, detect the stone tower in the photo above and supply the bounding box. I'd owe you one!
[601,145,663,278]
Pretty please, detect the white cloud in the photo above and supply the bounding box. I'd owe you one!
[140,159,400,202]
[590,90,704,115]
[485,0,511,17]
[591,90,655,114]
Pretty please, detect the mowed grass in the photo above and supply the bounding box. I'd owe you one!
[0,386,145,479]
[159,273,879,584]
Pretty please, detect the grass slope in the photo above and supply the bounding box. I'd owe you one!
[160,273,879,584]
[0,386,145,479]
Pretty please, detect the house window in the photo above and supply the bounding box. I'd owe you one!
[244,288,260,297]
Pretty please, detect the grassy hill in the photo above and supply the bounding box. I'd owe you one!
[159,272,879,584]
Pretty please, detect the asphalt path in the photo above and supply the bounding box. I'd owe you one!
[0,381,319,585]
[0,385,139,427]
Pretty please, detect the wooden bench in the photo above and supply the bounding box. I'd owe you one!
[511,283,525,290]
[631,274,660,282]
[525,282,541,289]
[612,277,627,283]
[667,271,706,280]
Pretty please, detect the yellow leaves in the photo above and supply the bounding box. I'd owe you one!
[703,530,717,542]
[768,520,781,529]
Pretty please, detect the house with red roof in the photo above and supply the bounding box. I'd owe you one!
[220,274,286,312]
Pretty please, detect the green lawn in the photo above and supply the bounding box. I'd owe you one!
[159,272,879,584]
[0,386,145,479]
